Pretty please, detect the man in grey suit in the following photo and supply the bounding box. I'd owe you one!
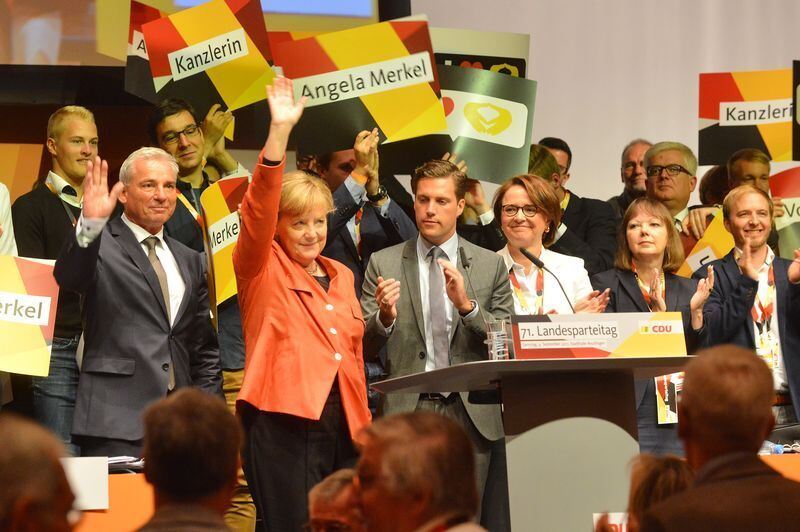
[54,148,221,457]
[361,159,514,518]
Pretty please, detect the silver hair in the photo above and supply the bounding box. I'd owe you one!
[644,141,698,176]
[119,147,179,185]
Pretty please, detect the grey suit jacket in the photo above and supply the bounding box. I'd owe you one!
[54,217,222,442]
[361,236,514,441]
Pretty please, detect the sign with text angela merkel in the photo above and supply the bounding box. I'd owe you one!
[273,20,446,155]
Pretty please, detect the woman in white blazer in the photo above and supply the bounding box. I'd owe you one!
[493,175,609,314]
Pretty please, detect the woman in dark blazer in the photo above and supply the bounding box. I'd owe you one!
[592,198,713,455]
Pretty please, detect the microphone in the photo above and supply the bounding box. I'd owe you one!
[519,247,575,313]
[458,246,489,327]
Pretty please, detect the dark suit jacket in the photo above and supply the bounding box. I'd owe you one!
[54,217,222,441]
[641,452,800,532]
[323,183,417,298]
[550,192,617,275]
[361,236,514,441]
[693,250,800,407]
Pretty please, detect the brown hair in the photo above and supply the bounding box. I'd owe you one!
[627,454,693,529]
[698,165,730,206]
[280,170,334,217]
[681,345,775,453]
[527,144,560,182]
[143,388,241,501]
[722,185,773,221]
[358,412,478,520]
[614,197,685,273]
[411,159,469,199]
[492,174,561,247]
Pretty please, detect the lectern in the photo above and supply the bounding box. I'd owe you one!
[372,356,690,531]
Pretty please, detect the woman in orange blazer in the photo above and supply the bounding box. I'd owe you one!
[233,77,371,532]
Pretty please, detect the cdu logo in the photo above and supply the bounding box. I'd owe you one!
[463,102,513,135]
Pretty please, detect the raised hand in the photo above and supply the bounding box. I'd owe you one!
[263,76,306,161]
[441,152,468,174]
[788,249,800,284]
[464,178,489,215]
[267,76,305,129]
[202,103,233,158]
[773,197,785,218]
[82,156,123,219]
[375,276,401,328]
[649,269,667,312]
[684,206,716,240]
[574,288,610,313]
[737,239,759,280]
[690,265,714,329]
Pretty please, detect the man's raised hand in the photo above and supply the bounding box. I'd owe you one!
[82,156,122,219]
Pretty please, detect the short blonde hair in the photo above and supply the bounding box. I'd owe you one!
[722,185,773,221]
[615,197,685,273]
[47,106,95,140]
[280,171,334,217]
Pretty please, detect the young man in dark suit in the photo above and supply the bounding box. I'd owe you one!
[640,345,800,531]
[693,185,800,424]
[54,148,222,457]
[538,137,617,275]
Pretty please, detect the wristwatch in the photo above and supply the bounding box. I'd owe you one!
[366,185,388,203]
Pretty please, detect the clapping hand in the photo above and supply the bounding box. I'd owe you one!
[574,288,610,313]
[648,269,667,312]
[82,156,122,219]
[788,249,800,284]
[202,103,233,159]
[375,276,401,327]
[690,265,715,329]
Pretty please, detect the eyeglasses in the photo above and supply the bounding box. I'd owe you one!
[646,164,690,178]
[501,204,538,218]
[557,165,568,175]
[161,124,200,146]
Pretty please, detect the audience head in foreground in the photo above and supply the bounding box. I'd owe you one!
[308,469,366,532]
[355,411,485,532]
[0,414,76,532]
[140,388,240,531]
[639,345,800,532]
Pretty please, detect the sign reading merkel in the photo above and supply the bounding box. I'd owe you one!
[0,257,59,377]
[273,20,446,155]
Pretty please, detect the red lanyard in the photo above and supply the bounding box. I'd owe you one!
[751,263,775,325]
[509,267,544,314]
[632,264,665,312]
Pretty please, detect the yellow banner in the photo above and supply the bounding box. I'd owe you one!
[676,210,735,278]
[0,257,59,376]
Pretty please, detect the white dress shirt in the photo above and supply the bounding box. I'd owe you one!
[75,213,186,326]
[46,171,82,208]
[497,246,592,315]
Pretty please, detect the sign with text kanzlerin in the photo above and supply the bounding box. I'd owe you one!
[0,257,59,377]
[511,313,687,360]
[699,68,793,165]
[379,65,536,184]
[139,0,274,113]
[272,20,446,155]
[200,175,249,306]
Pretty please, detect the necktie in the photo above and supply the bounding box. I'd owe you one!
[428,246,450,369]
[674,218,682,232]
[354,207,364,258]
[143,236,174,390]
[61,185,78,197]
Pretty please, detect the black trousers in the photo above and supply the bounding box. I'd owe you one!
[241,380,357,532]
